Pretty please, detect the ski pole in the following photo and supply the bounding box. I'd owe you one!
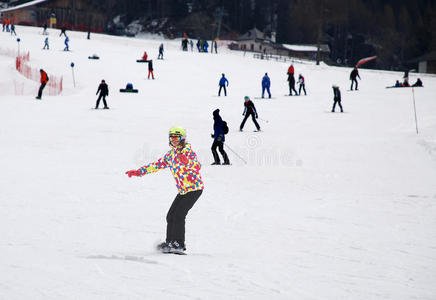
[224,143,247,164]
[412,88,419,135]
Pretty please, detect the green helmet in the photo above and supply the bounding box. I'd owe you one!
[244,96,250,101]
[169,126,186,139]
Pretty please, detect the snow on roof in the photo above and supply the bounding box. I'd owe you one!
[0,0,49,13]
[238,28,269,41]
[280,43,330,53]
[282,44,318,52]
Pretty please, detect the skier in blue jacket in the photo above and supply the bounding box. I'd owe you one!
[218,73,229,96]
[64,36,70,51]
[211,109,230,165]
[261,73,271,98]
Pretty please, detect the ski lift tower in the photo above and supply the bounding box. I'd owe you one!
[214,6,227,39]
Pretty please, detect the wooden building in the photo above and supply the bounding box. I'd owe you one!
[230,27,330,61]
[410,51,436,74]
[1,0,108,32]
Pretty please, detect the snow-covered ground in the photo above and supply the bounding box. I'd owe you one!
[1,26,436,300]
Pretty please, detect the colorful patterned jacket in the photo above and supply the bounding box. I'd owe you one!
[139,143,204,195]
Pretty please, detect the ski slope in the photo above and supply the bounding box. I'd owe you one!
[1,26,436,300]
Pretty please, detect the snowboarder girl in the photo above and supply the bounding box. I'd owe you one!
[125,127,204,254]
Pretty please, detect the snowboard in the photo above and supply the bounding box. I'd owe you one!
[120,89,138,93]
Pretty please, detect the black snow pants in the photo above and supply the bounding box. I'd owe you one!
[240,112,260,131]
[350,79,358,90]
[332,99,343,112]
[166,190,203,246]
[95,94,108,108]
[211,140,229,164]
[37,83,46,98]
[218,85,227,96]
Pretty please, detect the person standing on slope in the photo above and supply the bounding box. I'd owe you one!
[36,69,49,100]
[142,51,148,61]
[287,65,298,96]
[64,36,70,51]
[125,127,204,254]
[331,85,343,112]
[211,109,230,165]
[148,60,154,79]
[95,80,109,109]
[43,37,49,50]
[261,73,271,98]
[298,74,307,95]
[218,73,229,96]
[240,96,260,131]
[350,66,360,90]
[158,44,164,59]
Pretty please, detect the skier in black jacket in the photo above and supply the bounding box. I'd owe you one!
[287,73,298,96]
[95,80,109,109]
[240,96,260,131]
[350,67,361,90]
[211,109,230,165]
[331,85,343,112]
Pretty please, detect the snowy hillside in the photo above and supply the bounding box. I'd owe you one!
[1,26,436,300]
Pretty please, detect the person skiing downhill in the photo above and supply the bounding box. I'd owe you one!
[95,79,109,109]
[211,109,230,165]
[148,60,154,79]
[218,73,229,96]
[350,66,360,90]
[43,37,49,50]
[36,69,49,100]
[240,96,260,131]
[298,74,307,95]
[64,36,69,51]
[261,73,271,98]
[125,127,204,254]
[158,44,164,59]
[331,85,343,112]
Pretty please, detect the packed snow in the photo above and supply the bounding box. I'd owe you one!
[1,25,436,300]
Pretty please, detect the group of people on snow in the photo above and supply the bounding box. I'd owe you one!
[28,23,429,256]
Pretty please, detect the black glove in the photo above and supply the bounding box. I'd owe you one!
[256,115,258,119]
[211,134,214,138]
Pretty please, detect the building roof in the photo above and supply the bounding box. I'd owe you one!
[0,0,49,13]
[237,27,269,41]
[278,43,330,53]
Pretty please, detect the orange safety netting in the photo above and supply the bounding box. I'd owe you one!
[15,54,63,96]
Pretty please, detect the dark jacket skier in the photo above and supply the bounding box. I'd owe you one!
[287,72,298,96]
[211,109,230,165]
[240,96,260,131]
[148,60,154,79]
[158,43,164,59]
[331,85,343,112]
[95,80,109,109]
[350,67,360,90]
